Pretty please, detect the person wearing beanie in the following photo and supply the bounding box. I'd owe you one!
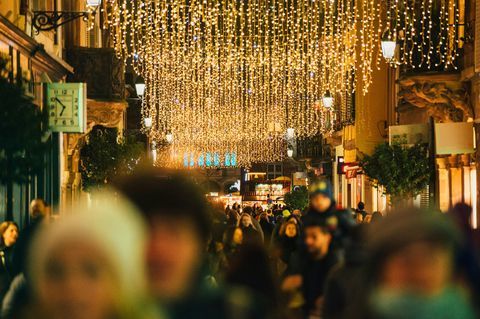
[345,208,478,319]
[306,179,355,256]
[18,191,160,319]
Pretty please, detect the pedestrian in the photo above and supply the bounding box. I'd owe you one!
[0,222,18,300]
[238,213,262,244]
[323,225,367,319]
[259,213,274,247]
[347,208,478,319]
[292,209,302,218]
[3,198,50,317]
[223,226,244,263]
[363,213,372,224]
[242,206,265,242]
[370,211,383,223]
[11,198,48,277]
[273,220,301,275]
[116,170,265,319]
[306,179,356,256]
[225,243,280,317]
[355,202,367,220]
[14,192,159,319]
[282,214,339,318]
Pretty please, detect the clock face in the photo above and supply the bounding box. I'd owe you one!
[46,83,86,133]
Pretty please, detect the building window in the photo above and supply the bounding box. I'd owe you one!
[267,164,283,180]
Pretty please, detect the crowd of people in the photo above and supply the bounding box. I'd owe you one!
[0,170,478,319]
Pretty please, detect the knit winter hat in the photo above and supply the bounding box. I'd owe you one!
[309,179,333,200]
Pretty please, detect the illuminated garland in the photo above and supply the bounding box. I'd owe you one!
[103,0,460,167]
[384,0,460,69]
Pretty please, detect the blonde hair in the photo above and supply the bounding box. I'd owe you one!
[29,191,161,319]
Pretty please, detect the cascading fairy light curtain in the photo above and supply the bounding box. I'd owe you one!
[384,0,460,69]
[103,0,459,168]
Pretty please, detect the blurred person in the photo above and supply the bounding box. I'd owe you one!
[238,213,262,244]
[447,203,480,298]
[259,213,274,247]
[0,222,18,300]
[116,171,265,319]
[9,199,49,287]
[346,208,478,319]
[273,221,301,275]
[9,192,158,319]
[242,207,264,242]
[323,225,367,319]
[370,211,383,223]
[225,243,280,317]
[282,214,339,318]
[355,213,364,224]
[223,226,244,263]
[29,199,47,221]
[307,180,355,235]
[207,240,228,281]
[363,213,373,224]
[355,202,367,220]
[292,209,302,218]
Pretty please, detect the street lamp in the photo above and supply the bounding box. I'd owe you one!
[144,117,153,129]
[322,91,334,108]
[286,128,295,139]
[287,148,294,158]
[135,79,146,97]
[86,0,102,7]
[381,40,397,61]
[166,133,174,143]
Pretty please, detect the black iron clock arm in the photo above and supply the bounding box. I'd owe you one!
[33,11,92,33]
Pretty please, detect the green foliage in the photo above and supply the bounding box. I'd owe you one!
[80,126,144,191]
[0,59,49,185]
[284,186,309,211]
[360,142,431,201]
[0,57,49,219]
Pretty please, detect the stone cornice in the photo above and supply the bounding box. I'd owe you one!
[0,15,73,80]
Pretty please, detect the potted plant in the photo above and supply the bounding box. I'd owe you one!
[360,142,431,208]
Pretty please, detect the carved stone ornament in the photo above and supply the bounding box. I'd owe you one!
[87,99,127,130]
[398,75,473,122]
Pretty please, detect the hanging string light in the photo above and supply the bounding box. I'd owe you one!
[103,0,376,168]
[383,0,460,69]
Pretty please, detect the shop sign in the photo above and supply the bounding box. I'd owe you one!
[435,122,474,155]
[344,165,360,179]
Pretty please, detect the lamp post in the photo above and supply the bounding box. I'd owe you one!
[322,91,334,109]
[166,133,174,144]
[381,40,397,62]
[287,148,294,158]
[33,0,102,33]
